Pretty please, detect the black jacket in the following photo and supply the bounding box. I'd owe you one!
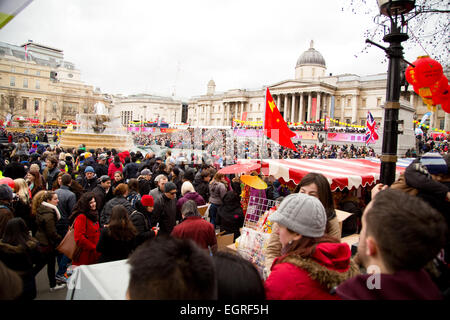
[194,179,210,203]
[153,194,177,236]
[100,196,133,226]
[123,162,140,180]
[92,185,113,213]
[216,191,244,240]
[3,161,26,180]
[130,200,157,246]
[94,163,108,179]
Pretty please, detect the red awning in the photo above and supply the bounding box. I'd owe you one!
[260,158,408,191]
[218,162,261,174]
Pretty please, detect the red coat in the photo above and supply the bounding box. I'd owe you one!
[171,216,216,250]
[264,242,359,300]
[72,214,101,266]
[108,162,123,180]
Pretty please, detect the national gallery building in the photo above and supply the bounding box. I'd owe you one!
[187,41,450,132]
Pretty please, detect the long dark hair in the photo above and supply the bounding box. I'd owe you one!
[108,205,137,241]
[69,192,98,223]
[295,172,336,220]
[2,218,31,247]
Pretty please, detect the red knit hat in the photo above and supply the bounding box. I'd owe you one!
[141,195,154,207]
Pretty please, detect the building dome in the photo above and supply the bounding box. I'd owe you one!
[296,40,326,68]
[208,79,215,86]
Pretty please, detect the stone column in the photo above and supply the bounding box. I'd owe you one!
[284,94,288,121]
[240,101,244,120]
[291,94,296,123]
[316,92,321,120]
[207,104,211,126]
[226,103,230,126]
[351,95,357,124]
[307,92,312,121]
[327,94,332,118]
[277,95,281,110]
[299,94,304,122]
[221,103,225,125]
[444,111,450,132]
[340,96,345,122]
[196,105,200,126]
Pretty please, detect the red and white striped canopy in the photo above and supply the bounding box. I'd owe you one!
[260,159,407,191]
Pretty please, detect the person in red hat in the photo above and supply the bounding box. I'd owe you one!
[130,195,158,246]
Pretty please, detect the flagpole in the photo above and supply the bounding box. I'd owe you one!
[260,87,267,165]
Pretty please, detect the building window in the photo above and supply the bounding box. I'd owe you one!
[34,100,39,112]
[9,97,14,109]
[11,67,15,73]
[36,70,40,76]
[24,69,28,74]
[10,76,15,86]
[360,119,365,126]
[439,119,444,130]
[23,78,28,88]
[346,118,350,124]
[347,98,352,107]
[53,103,57,113]
[36,80,40,89]
[362,98,367,108]
[377,98,382,106]
[22,99,27,110]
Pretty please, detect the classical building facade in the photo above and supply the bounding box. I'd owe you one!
[0,40,110,124]
[188,41,450,131]
[110,94,183,126]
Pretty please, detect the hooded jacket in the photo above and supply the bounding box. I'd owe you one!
[209,181,227,206]
[336,269,443,300]
[176,192,205,213]
[35,203,61,247]
[265,242,359,300]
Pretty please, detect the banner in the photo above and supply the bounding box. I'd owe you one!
[311,98,317,121]
[242,112,247,121]
[327,132,365,143]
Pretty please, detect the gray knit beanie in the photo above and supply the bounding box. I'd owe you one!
[269,193,326,238]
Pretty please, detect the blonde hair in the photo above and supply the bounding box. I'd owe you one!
[181,181,195,196]
[13,178,30,203]
[31,190,56,216]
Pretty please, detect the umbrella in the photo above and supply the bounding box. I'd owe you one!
[240,175,267,190]
[218,162,261,174]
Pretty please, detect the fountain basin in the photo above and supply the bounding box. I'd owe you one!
[60,132,134,151]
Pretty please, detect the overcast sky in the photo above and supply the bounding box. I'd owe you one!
[0,0,428,100]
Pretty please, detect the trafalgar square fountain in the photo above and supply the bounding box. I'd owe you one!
[59,102,134,150]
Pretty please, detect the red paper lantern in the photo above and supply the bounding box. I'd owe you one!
[414,56,443,87]
[405,64,418,86]
[430,75,448,97]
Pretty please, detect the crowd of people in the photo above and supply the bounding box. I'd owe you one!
[0,127,449,301]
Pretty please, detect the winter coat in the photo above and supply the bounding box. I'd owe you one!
[176,192,205,214]
[55,186,76,233]
[108,162,123,180]
[209,181,227,206]
[336,269,443,300]
[130,200,157,246]
[76,175,98,192]
[171,216,217,250]
[327,216,341,241]
[92,185,113,213]
[153,194,177,235]
[264,242,360,300]
[0,204,14,239]
[94,163,108,179]
[100,196,133,226]
[72,213,100,266]
[96,227,137,263]
[0,239,40,300]
[216,191,244,240]
[194,180,210,203]
[46,167,60,190]
[123,162,140,180]
[35,204,61,248]
[12,199,34,235]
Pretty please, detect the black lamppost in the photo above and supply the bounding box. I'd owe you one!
[366,0,416,186]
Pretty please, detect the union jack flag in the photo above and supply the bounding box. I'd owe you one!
[365,111,379,144]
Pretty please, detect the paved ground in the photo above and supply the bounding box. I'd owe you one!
[35,263,68,300]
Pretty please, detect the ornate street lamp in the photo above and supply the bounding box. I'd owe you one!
[367,0,416,185]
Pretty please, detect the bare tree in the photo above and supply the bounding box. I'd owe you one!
[0,89,20,123]
[343,0,449,69]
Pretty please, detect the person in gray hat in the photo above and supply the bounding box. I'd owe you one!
[264,193,359,300]
[0,184,14,239]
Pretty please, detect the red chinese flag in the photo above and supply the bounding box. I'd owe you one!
[264,88,297,151]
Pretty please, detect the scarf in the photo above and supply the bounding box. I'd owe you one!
[42,201,61,221]
[84,210,98,223]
